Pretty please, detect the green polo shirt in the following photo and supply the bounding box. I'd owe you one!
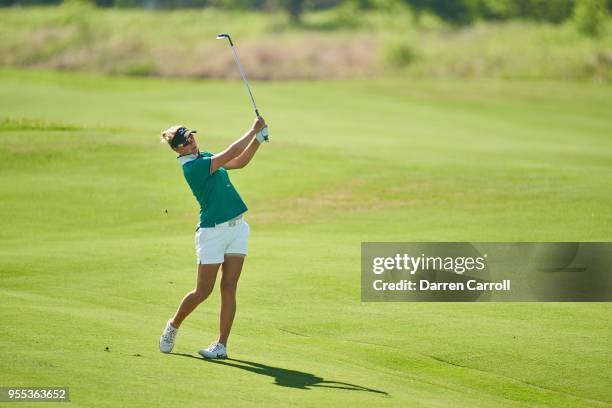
[178,152,248,228]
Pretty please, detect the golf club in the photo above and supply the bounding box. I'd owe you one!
[216,33,269,142]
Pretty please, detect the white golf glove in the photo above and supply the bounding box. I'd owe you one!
[256,127,269,143]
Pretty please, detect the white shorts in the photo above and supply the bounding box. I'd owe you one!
[195,217,250,264]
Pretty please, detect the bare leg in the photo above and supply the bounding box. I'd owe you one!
[218,254,245,346]
[170,263,220,328]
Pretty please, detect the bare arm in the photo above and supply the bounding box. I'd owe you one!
[224,137,261,170]
[210,117,265,174]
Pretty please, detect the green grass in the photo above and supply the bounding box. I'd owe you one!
[0,6,611,80]
[1,68,611,407]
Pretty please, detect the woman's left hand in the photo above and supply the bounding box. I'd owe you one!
[251,116,266,133]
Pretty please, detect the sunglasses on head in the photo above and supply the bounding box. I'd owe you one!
[170,127,197,148]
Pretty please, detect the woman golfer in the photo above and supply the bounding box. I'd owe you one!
[159,116,267,359]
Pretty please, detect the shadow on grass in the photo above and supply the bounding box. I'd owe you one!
[171,353,388,395]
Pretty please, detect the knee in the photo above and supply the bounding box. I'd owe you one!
[220,281,237,297]
[193,287,213,303]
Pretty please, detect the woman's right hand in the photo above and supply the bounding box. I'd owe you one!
[251,116,266,133]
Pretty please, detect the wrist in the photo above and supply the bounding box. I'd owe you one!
[255,129,267,143]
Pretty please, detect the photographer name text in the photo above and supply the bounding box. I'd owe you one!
[372,279,511,291]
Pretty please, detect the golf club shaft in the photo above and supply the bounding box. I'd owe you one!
[229,45,260,117]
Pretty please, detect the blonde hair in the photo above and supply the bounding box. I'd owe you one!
[160,125,183,148]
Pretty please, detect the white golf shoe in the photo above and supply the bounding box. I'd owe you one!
[159,321,178,353]
[198,342,228,359]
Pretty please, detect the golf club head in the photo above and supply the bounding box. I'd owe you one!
[216,33,233,46]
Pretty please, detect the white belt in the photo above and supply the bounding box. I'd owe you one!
[214,214,243,228]
[196,214,244,232]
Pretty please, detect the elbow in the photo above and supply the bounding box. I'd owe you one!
[229,156,246,169]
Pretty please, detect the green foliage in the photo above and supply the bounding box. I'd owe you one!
[477,0,518,19]
[368,0,407,12]
[405,0,576,25]
[0,8,610,80]
[329,0,362,28]
[113,0,140,6]
[283,0,304,22]
[407,0,478,25]
[574,0,608,36]
[210,0,264,8]
[62,0,95,5]
[513,0,574,23]
[382,40,417,67]
[1,0,607,29]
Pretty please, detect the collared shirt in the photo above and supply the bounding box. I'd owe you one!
[178,152,247,228]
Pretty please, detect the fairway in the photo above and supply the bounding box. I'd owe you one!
[1,69,611,407]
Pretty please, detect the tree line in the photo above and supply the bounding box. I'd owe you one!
[2,0,610,28]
